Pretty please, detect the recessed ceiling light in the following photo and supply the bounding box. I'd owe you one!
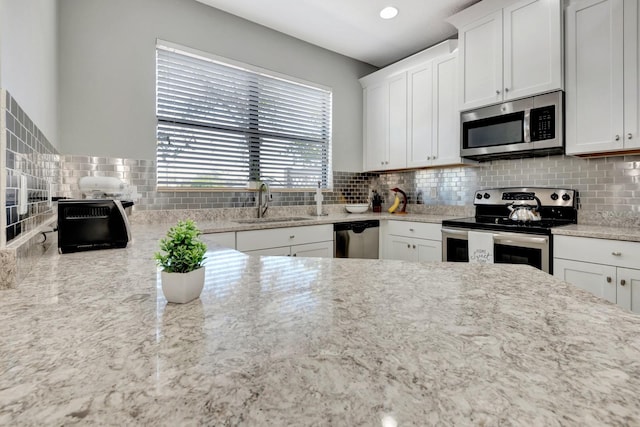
[379,6,398,20]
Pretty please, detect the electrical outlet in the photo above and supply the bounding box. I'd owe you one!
[430,188,437,199]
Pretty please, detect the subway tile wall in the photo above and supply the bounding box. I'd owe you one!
[58,153,640,218]
[2,90,59,244]
[374,154,640,215]
[58,155,378,210]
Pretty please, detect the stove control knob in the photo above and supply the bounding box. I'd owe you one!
[562,194,571,201]
[476,193,483,200]
[550,193,559,201]
[483,193,490,199]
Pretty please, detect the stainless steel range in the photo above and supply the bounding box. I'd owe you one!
[441,187,578,274]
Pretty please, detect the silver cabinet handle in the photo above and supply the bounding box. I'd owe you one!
[293,253,297,257]
[621,279,627,286]
[412,245,416,249]
[289,235,295,239]
[612,251,622,256]
[607,276,612,283]
[505,87,509,92]
[381,161,384,165]
[496,90,501,95]
[628,133,633,140]
[615,135,621,141]
[409,228,415,232]
[407,244,410,248]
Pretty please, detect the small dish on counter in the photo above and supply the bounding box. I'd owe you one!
[345,204,369,213]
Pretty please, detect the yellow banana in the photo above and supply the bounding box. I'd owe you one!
[388,195,400,213]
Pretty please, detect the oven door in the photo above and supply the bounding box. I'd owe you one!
[493,233,550,273]
[442,228,550,273]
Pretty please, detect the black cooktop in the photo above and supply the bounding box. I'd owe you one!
[441,216,576,235]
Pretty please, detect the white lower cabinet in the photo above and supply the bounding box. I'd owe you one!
[554,258,617,304]
[381,221,442,262]
[237,225,333,258]
[244,241,333,258]
[200,232,236,249]
[554,235,640,313]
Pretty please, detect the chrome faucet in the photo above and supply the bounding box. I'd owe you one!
[257,181,270,218]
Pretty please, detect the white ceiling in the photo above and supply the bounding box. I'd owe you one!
[194,0,481,67]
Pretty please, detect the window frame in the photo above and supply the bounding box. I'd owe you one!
[155,40,333,192]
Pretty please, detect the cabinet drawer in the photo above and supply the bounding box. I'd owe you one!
[387,220,441,241]
[200,232,235,249]
[237,224,332,252]
[555,235,640,269]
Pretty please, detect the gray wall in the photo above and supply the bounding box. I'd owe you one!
[0,0,58,148]
[58,0,377,172]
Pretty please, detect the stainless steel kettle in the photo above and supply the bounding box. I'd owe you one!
[507,196,542,222]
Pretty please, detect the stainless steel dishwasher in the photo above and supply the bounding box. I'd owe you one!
[333,220,379,259]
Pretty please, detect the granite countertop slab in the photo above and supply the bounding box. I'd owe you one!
[2,224,640,425]
[195,212,459,234]
[552,223,640,242]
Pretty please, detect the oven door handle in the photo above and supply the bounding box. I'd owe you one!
[441,228,469,237]
[493,234,548,245]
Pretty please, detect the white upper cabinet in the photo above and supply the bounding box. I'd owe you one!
[566,0,625,154]
[363,73,407,171]
[504,0,563,100]
[458,11,503,110]
[432,52,462,167]
[407,62,434,167]
[565,0,640,155]
[361,40,469,172]
[451,0,563,111]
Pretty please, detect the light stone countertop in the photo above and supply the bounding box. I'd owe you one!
[193,212,459,234]
[2,224,640,425]
[552,223,640,242]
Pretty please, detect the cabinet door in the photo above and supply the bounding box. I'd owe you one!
[244,246,291,256]
[616,267,640,313]
[407,63,434,168]
[565,0,625,154]
[385,235,415,261]
[459,10,503,110]
[387,73,408,170]
[363,82,389,170]
[414,238,442,262]
[623,0,640,149]
[554,258,617,304]
[291,241,333,258]
[503,0,562,101]
[432,52,461,166]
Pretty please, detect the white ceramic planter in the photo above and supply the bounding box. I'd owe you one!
[161,267,205,304]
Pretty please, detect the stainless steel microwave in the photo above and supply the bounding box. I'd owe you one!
[460,90,564,161]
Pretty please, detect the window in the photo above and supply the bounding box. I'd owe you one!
[156,42,332,190]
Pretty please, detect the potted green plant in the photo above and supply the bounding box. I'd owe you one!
[154,219,207,304]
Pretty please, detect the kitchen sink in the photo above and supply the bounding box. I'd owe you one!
[234,216,312,224]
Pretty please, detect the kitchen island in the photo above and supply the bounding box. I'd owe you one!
[1,224,640,425]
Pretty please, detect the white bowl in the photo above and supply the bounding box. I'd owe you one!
[345,204,369,213]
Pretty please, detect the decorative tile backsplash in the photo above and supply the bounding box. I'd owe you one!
[58,155,378,210]
[56,152,640,220]
[2,90,58,244]
[374,154,640,214]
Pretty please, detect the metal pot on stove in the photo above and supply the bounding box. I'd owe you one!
[507,196,542,222]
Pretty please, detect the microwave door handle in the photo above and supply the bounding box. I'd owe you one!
[524,109,531,143]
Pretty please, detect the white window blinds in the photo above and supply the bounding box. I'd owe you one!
[156,43,332,190]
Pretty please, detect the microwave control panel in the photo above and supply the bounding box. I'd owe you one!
[530,106,555,141]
